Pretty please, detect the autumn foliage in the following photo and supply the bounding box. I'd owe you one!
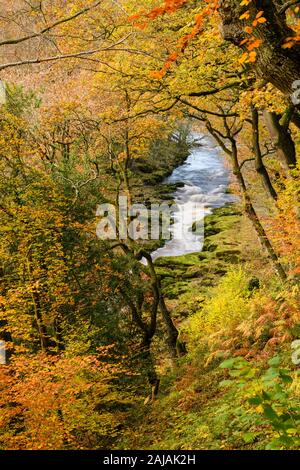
[0,350,129,450]
[0,0,300,452]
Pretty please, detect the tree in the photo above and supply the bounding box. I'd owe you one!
[219,0,300,98]
[0,350,129,449]
[0,1,129,73]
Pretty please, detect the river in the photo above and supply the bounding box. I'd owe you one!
[151,134,235,261]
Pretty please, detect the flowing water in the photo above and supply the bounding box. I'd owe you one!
[151,134,235,261]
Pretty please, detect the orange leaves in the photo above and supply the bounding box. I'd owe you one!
[241,51,257,63]
[239,36,263,63]
[239,47,259,64]
[247,38,263,51]
[176,9,206,51]
[0,350,129,449]
[240,10,251,21]
[282,4,300,48]
[244,26,253,34]
[252,11,267,27]
[283,37,298,49]
[150,52,179,79]
[144,0,219,80]
[129,0,188,22]
[239,8,266,63]
[149,70,166,79]
[240,8,267,25]
[283,20,300,49]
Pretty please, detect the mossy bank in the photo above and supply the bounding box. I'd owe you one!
[117,201,300,450]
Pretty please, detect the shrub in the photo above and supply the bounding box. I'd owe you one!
[187,268,251,346]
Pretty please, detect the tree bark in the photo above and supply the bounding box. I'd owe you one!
[141,251,184,358]
[251,106,278,199]
[219,0,300,98]
[205,119,287,282]
[140,335,160,403]
[32,290,52,352]
[230,138,288,282]
[119,266,160,400]
[263,111,297,172]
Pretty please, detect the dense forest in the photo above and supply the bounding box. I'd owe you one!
[0,0,299,452]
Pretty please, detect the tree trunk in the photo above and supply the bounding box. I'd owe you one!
[219,0,300,99]
[32,291,52,352]
[263,111,297,172]
[0,320,12,363]
[119,268,160,399]
[206,117,287,280]
[158,295,180,358]
[251,107,278,199]
[141,250,183,358]
[230,138,287,282]
[141,335,160,403]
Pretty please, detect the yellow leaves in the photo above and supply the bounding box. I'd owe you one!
[239,50,257,64]
[255,404,264,413]
[238,83,285,119]
[131,0,220,81]
[269,165,300,274]
[240,10,250,21]
[150,50,180,79]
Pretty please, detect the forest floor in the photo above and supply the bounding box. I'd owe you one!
[114,148,300,450]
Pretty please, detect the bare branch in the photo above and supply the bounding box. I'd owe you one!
[188,81,243,97]
[0,35,131,71]
[279,0,300,15]
[0,1,103,48]
[178,97,238,117]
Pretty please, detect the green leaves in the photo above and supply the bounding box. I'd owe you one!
[248,396,262,406]
[268,355,280,367]
[220,356,248,370]
[219,357,237,369]
[219,379,233,387]
[263,404,278,421]
[219,354,300,449]
[242,431,259,444]
[279,370,293,384]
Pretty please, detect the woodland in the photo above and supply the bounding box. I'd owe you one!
[0,0,300,451]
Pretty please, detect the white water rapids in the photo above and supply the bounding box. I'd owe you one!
[151,134,235,261]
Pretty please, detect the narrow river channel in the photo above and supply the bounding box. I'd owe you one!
[151,134,235,261]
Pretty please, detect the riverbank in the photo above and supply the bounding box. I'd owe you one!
[155,204,243,310]
[117,199,299,450]
[128,132,192,252]
[115,132,300,451]
[150,134,235,260]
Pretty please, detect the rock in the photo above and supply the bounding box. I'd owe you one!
[204,224,222,237]
[215,250,241,263]
[182,266,203,279]
[248,277,260,291]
